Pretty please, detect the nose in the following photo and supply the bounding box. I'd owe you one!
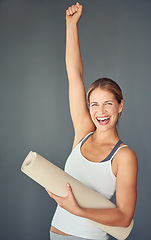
[99,104,106,114]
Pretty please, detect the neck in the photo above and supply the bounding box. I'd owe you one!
[93,127,119,144]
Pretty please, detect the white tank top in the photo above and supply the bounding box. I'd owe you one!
[51,132,127,240]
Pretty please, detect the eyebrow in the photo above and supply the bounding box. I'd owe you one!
[90,100,114,104]
[104,100,114,103]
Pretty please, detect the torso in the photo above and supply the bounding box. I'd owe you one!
[50,225,70,235]
[51,132,126,235]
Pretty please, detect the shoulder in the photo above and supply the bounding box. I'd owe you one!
[113,144,138,177]
[116,145,137,163]
[115,145,138,175]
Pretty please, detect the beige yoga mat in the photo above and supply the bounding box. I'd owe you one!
[21,151,134,240]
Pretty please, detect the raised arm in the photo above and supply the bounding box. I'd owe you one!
[66,3,95,148]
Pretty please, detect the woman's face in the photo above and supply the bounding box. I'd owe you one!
[89,87,123,131]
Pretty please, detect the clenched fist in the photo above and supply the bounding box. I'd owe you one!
[66,2,83,25]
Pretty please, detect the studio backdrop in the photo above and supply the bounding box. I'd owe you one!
[0,0,151,240]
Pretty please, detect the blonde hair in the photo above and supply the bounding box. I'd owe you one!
[87,78,123,118]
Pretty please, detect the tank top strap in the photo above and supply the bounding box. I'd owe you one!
[101,139,122,163]
[110,144,128,162]
[80,132,94,147]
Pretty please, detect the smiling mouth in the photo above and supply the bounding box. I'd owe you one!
[96,116,110,125]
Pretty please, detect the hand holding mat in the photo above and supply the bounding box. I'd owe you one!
[21,151,134,240]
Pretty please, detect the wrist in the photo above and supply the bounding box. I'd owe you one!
[66,21,78,28]
[77,207,86,218]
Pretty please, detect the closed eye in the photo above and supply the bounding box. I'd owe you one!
[105,102,113,105]
[90,102,98,107]
[104,101,114,105]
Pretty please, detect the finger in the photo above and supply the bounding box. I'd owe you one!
[46,189,63,204]
[66,183,73,196]
[72,5,78,13]
[76,2,80,8]
[79,4,83,13]
[68,7,74,15]
[46,189,58,199]
[66,9,70,16]
[76,2,82,11]
[68,5,78,15]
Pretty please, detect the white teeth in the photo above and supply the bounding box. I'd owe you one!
[97,117,110,121]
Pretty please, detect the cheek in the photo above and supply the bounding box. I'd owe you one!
[89,108,96,122]
[89,107,96,116]
[107,106,119,116]
[111,108,118,114]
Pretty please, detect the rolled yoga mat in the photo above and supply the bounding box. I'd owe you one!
[21,151,134,240]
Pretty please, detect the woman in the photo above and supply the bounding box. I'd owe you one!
[46,2,138,240]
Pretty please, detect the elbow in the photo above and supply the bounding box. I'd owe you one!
[120,216,133,228]
[117,207,134,228]
[121,220,132,228]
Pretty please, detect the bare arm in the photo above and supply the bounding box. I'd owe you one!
[66,3,95,148]
[78,148,138,227]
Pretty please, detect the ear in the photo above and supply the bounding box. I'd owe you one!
[118,99,124,113]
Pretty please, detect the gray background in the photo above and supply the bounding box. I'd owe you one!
[0,0,151,239]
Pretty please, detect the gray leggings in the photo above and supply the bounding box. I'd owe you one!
[50,231,96,240]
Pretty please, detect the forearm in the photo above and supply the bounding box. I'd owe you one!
[79,207,131,228]
[66,22,83,80]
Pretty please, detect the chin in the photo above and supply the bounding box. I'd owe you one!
[96,122,117,132]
